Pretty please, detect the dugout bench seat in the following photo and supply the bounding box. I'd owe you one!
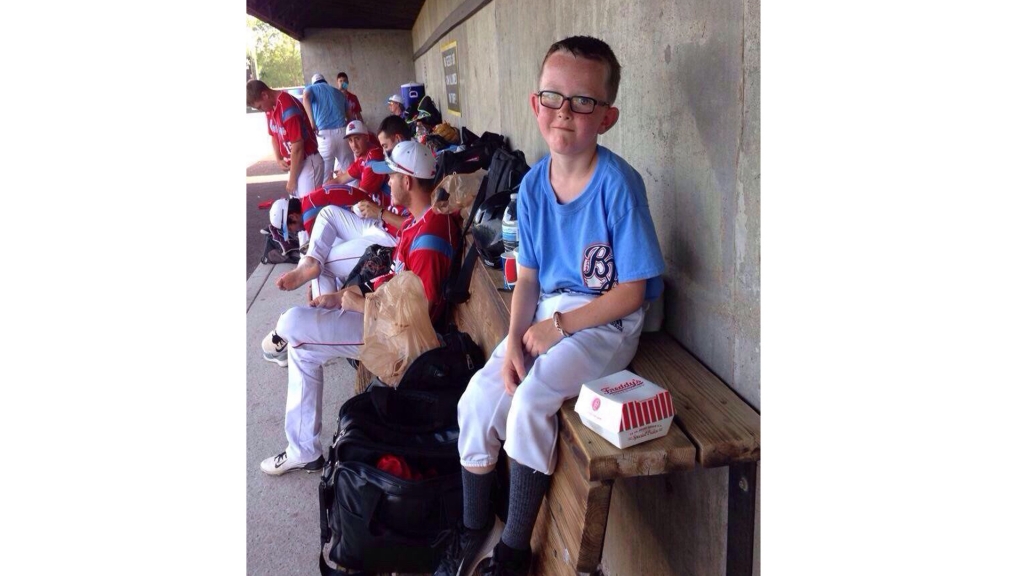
[354,258,761,575]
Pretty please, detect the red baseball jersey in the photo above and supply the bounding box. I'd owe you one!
[372,209,462,324]
[346,145,387,194]
[346,92,362,118]
[299,184,372,235]
[266,92,318,160]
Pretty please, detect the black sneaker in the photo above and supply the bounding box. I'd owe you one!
[477,541,531,576]
[433,516,504,576]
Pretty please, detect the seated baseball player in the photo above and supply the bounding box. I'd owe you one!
[267,185,372,247]
[435,36,666,576]
[377,114,413,155]
[260,139,462,476]
[273,121,411,296]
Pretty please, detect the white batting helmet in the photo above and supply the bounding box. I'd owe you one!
[270,198,291,240]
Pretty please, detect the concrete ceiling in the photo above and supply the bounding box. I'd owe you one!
[246,0,426,40]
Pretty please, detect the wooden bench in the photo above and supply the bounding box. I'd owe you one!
[454,259,761,576]
[353,256,761,575]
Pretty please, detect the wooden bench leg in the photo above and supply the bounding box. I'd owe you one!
[726,462,758,576]
[354,362,373,395]
[530,430,614,575]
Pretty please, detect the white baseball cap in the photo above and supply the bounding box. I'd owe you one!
[344,120,369,138]
[386,94,404,106]
[369,140,437,179]
[270,198,292,240]
[311,73,325,84]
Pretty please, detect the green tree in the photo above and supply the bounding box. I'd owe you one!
[247,16,302,88]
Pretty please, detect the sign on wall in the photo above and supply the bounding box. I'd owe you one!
[441,40,461,116]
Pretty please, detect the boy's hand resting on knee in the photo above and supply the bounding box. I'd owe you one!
[522,318,563,358]
[503,344,528,396]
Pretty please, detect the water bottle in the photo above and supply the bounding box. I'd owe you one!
[501,193,519,253]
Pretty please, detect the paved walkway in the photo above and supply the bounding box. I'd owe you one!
[246,262,357,576]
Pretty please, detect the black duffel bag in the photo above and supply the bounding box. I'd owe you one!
[319,393,463,575]
[367,329,484,431]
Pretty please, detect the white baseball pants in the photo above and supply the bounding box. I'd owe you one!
[317,127,353,179]
[275,305,365,463]
[457,292,645,475]
[295,153,325,199]
[304,205,398,298]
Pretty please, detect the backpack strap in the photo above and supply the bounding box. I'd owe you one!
[445,243,479,306]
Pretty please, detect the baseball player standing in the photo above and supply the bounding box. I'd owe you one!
[247,79,325,198]
[336,72,363,123]
[303,73,354,180]
[434,36,666,576]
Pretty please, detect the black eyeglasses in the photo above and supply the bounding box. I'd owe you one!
[535,90,610,114]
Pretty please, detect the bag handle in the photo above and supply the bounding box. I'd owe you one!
[319,477,333,545]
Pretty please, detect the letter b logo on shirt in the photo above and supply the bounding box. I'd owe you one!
[582,243,615,291]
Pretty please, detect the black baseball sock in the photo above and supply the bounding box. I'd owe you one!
[500,460,551,551]
[462,467,496,531]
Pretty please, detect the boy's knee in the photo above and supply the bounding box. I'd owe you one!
[508,383,546,418]
[509,376,568,427]
[457,384,482,427]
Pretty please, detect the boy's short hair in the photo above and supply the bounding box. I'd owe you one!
[246,79,270,107]
[288,198,301,215]
[337,72,348,81]
[539,36,622,104]
[378,115,413,141]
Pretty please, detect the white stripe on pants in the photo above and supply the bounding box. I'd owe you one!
[457,292,644,475]
[305,205,398,298]
[275,305,365,462]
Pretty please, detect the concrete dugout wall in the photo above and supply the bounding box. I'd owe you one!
[299,29,416,136]
[412,1,761,575]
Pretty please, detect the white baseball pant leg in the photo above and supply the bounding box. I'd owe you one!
[275,305,365,462]
[457,292,645,474]
[295,154,326,198]
[317,127,346,178]
[304,205,399,297]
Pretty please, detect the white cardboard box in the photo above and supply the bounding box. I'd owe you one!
[574,369,675,449]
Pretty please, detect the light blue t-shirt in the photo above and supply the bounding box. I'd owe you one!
[305,82,348,130]
[517,146,665,300]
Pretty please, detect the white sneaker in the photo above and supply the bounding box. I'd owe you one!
[262,330,288,367]
[259,451,325,476]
